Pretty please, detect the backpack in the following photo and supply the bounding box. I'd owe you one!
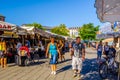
[18,50,27,56]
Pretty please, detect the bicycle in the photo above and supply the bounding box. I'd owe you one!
[99,53,119,79]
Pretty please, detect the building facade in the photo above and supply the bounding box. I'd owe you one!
[43,26,53,31]
[69,27,80,38]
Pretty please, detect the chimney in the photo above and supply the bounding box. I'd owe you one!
[0,14,5,22]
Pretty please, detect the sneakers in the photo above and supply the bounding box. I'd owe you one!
[73,73,77,77]
[53,71,56,75]
[51,71,54,74]
[78,74,84,80]
[51,71,56,75]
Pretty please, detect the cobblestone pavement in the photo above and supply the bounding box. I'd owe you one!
[0,48,118,80]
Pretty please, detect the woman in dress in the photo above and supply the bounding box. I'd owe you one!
[46,37,61,75]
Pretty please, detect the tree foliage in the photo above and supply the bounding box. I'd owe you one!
[26,22,45,30]
[79,23,99,40]
[51,24,69,36]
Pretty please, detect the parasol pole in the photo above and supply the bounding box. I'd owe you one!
[101,0,104,21]
[118,48,120,80]
[118,35,120,80]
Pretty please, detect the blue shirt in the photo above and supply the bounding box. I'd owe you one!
[49,43,58,55]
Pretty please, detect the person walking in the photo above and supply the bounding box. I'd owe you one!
[96,41,103,62]
[58,40,65,62]
[103,42,110,57]
[71,37,85,79]
[46,37,61,75]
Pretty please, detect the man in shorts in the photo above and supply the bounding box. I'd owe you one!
[71,37,85,79]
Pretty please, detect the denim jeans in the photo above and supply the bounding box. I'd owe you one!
[50,54,58,64]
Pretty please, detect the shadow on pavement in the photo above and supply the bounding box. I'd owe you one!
[81,58,101,80]
[8,63,17,67]
[57,65,72,73]
[57,59,72,64]
[29,61,46,66]
[81,58,118,80]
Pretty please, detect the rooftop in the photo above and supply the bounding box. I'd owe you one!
[0,14,5,17]
[69,27,81,29]
[43,26,53,30]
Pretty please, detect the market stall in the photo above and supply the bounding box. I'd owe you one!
[21,26,52,46]
[0,21,21,63]
[0,21,18,38]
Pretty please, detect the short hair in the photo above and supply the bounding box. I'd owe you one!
[76,37,80,40]
[50,36,54,39]
[100,41,102,43]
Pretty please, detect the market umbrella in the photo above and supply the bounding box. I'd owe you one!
[95,0,120,23]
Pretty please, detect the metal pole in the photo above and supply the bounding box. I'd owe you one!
[118,63,120,80]
[118,36,120,80]
[119,37,120,47]
[101,0,104,21]
[118,40,120,80]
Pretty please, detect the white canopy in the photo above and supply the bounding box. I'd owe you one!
[45,31,65,39]
[21,26,34,31]
[21,26,35,34]
[21,26,52,38]
[95,0,120,23]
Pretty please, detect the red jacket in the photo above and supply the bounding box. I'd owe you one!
[19,46,30,56]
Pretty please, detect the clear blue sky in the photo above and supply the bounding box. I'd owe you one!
[0,0,103,27]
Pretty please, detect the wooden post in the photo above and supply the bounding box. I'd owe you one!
[22,35,24,46]
[33,35,34,47]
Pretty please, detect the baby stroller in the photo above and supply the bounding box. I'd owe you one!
[17,50,30,66]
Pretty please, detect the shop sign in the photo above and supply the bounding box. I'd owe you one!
[0,24,11,30]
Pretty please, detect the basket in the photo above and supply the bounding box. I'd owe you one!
[18,50,27,56]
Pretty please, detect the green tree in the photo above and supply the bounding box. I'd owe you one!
[51,24,69,36]
[79,23,99,40]
[26,22,45,30]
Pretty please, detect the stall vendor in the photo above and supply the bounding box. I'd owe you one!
[0,38,7,68]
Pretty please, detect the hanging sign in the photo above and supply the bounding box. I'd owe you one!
[0,24,11,30]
